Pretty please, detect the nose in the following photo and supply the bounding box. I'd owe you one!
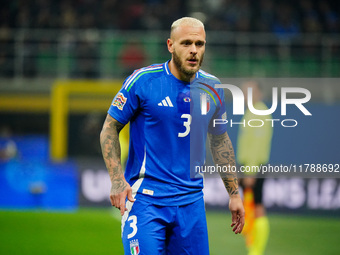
[190,44,197,55]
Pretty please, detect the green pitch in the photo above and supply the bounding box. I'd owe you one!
[0,209,339,255]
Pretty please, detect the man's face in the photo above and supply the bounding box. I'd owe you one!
[168,25,206,77]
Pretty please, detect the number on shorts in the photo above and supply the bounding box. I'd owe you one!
[127,215,137,239]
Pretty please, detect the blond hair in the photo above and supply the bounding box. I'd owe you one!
[170,17,204,38]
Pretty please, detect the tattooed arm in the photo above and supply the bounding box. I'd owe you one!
[208,131,245,234]
[100,114,134,215]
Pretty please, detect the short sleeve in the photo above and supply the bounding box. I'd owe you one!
[108,75,140,125]
[208,88,228,135]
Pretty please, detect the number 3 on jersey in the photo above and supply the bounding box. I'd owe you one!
[178,114,192,137]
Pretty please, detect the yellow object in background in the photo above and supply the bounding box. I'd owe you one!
[237,101,273,170]
[249,216,270,255]
[242,188,255,247]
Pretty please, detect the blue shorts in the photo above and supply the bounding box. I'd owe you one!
[121,197,209,255]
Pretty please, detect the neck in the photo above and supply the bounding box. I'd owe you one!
[168,59,195,82]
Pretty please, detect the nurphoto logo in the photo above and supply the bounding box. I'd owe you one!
[210,84,312,128]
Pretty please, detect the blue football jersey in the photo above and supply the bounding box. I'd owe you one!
[108,61,228,206]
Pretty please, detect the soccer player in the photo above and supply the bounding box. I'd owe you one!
[237,81,272,255]
[100,17,245,255]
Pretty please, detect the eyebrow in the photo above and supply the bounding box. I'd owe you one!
[180,39,205,44]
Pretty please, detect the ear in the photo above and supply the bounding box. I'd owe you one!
[167,38,174,54]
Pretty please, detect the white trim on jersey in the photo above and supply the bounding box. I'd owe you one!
[164,62,170,75]
[123,66,163,90]
[198,70,219,80]
[121,150,147,237]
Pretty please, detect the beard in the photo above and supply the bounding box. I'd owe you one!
[173,49,204,77]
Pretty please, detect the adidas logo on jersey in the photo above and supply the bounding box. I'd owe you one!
[158,96,173,107]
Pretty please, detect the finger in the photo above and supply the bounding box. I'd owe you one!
[234,222,241,234]
[113,195,119,208]
[109,195,115,207]
[232,219,240,233]
[234,215,245,234]
[237,223,243,234]
[232,224,237,232]
[119,195,126,216]
[231,210,238,226]
[127,188,135,203]
[111,194,119,208]
[238,215,245,234]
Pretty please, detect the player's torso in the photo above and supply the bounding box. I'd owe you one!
[135,75,219,137]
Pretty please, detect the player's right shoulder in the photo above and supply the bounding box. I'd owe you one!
[122,63,164,92]
[198,69,221,84]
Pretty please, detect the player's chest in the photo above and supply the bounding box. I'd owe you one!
[140,82,216,123]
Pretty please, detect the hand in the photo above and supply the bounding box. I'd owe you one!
[110,178,135,216]
[229,195,245,234]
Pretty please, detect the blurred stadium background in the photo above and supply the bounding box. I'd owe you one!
[0,0,340,254]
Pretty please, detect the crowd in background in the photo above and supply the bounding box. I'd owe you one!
[0,0,339,33]
[0,0,339,79]
[0,0,339,156]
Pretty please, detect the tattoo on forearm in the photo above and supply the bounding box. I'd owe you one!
[208,132,239,196]
[222,178,239,196]
[100,115,125,187]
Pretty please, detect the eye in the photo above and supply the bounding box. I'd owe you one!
[181,40,192,46]
[196,41,205,47]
